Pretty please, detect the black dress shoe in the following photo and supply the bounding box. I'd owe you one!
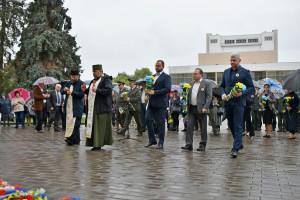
[257,128,261,131]
[37,130,43,133]
[231,150,238,158]
[54,129,61,132]
[239,144,244,150]
[91,147,101,151]
[65,139,73,146]
[145,141,157,147]
[156,144,163,149]
[197,144,206,151]
[136,132,143,137]
[181,129,187,132]
[181,145,193,151]
[213,130,219,135]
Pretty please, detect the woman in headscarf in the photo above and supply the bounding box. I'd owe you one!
[259,84,276,138]
[0,93,12,126]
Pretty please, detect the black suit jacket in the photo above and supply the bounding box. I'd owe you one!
[48,90,64,110]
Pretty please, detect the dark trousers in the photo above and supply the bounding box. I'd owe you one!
[186,106,207,146]
[66,117,82,144]
[208,108,216,132]
[225,105,244,152]
[48,106,62,130]
[277,112,287,131]
[251,110,262,130]
[15,111,25,128]
[140,103,147,130]
[286,111,297,134]
[146,106,167,145]
[243,107,254,136]
[182,113,188,130]
[36,110,44,131]
[61,111,66,130]
[171,112,179,128]
[120,110,143,134]
[112,112,116,126]
[116,111,126,128]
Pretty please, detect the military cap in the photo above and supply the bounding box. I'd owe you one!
[117,81,125,85]
[92,64,102,71]
[70,69,79,75]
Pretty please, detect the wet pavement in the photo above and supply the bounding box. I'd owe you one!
[1,121,300,200]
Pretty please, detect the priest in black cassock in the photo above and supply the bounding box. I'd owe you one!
[84,64,114,151]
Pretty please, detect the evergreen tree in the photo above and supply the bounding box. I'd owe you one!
[0,0,25,67]
[16,0,81,89]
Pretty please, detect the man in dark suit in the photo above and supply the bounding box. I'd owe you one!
[145,60,172,149]
[117,79,143,136]
[62,69,85,146]
[219,52,254,158]
[47,84,64,131]
[33,82,49,133]
[181,68,212,151]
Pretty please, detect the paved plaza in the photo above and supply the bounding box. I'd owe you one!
[1,122,300,200]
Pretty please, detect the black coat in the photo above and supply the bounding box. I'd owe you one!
[85,73,113,114]
[284,92,299,113]
[62,79,85,118]
[0,98,11,113]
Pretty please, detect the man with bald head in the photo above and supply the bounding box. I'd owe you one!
[33,82,49,133]
[219,52,254,158]
[47,84,64,131]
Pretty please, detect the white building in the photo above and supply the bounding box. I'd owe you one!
[169,30,300,84]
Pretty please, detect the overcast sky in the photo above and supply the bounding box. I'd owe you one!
[63,0,300,81]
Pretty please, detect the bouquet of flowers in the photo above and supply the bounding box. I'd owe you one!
[284,96,292,116]
[181,83,191,113]
[145,76,155,93]
[118,107,124,114]
[0,179,80,200]
[167,113,173,124]
[121,92,135,111]
[226,82,246,101]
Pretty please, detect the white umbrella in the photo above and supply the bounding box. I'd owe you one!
[33,76,60,85]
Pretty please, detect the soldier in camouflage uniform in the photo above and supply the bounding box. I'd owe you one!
[251,89,262,131]
[115,81,128,131]
[276,96,287,132]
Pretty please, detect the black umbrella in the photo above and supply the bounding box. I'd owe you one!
[282,69,300,92]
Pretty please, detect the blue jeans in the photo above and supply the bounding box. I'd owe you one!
[146,106,167,145]
[15,111,25,128]
[225,105,244,152]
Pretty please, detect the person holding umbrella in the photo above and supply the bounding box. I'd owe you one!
[259,84,276,138]
[11,91,26,128]
[0,93,12,126]
[283,90,299,139]
[33,82,49,133]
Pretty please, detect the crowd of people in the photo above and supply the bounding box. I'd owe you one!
[1,53,299,158]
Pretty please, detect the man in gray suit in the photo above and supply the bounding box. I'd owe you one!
[181,68,212,151]
[47,84,64,131]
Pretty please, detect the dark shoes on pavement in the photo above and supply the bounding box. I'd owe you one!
[263,135,271,138]
[136,132,143,137]
[91,147,101,151]
[145,141,157,147]
[181,145,193,151]
[197,144,206,151]
[231,150,238,158]
[65,138,73,146]
[37,130,43,133]
[156,144,163,149]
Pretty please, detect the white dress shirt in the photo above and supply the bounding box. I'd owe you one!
[191,78,202,106]
[141,89,145,103]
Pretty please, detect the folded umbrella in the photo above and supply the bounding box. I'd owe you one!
[282,69,300,92]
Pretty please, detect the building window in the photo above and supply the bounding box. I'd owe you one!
[225,40,235,44]
[248,38,258,43]
[210,39,217,43]
[236,39,246,44]
[250,71,266,81]
[265,36,273,41]
[203,73,215,81]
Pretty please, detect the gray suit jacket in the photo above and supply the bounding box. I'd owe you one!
[187,79,212,114]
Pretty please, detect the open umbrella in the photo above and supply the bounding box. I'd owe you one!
[171,85,183,93]
[33,76,59,86]
[8,88,31,103]
[253,80,260,89]
[282,69,300,92]
[257,78,285,99]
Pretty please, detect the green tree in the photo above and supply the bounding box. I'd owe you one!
[16,0,81,89]
[0,0,25,69]
[133,67,153,80]
[113,72,132,85]
[0,59,19,94]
